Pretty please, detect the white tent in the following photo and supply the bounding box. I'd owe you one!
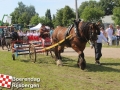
[30,23,42,30]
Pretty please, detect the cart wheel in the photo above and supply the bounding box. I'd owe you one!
[12,54,15,60]
[29,44,36,63]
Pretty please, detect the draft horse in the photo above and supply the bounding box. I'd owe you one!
[1,29,12,51]
[52,20,100,70]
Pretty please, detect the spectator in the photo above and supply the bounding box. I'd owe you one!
[50,27,54,38]
[116,25,120,39]
[115,25,120,45]
[100,27,107,37]
[105,24,117,45]
[39,24,49,39]
[17,30,23,40]
[100,27,107,45]
[91,29,109,65]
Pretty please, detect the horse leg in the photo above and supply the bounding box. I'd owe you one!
[77,52,86,70]
[54,46,62,66]
[1,41,5,50]
[49,49,54,58]
[8,43,11,51]
[6,43,9,51]
[58,45,64,59]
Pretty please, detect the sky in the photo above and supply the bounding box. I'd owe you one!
[0,0,99,22]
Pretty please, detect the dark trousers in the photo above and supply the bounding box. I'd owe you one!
[93,43,102,60]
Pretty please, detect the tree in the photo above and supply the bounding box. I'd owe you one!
[62,6,75,26]
[10,1,37,27]
[112,7,120,25]
[54,6,75,27]
[45,9,53,27]
[39,16,46,24]
[54,8,64,27]
[30,14,40,25]
[52,14,56,28]
[45,9,52,21]
[81,7,104,22]
[78,1,98,17]
[98,0,118,15]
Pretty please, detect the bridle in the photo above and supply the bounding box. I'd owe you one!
[74,21,98,45]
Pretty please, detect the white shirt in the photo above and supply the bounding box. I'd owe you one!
[23,33,27,36]
[116,29,120,36]
[29,32,33,36]
[105,28,113,38]
[18,31,23,36]
[96,32,108,43]
[26,32,30,36]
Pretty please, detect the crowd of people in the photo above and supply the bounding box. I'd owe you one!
[102,24,120,46]
[0,24,54,49]
[16,24,54,41]
[91,24,120,65]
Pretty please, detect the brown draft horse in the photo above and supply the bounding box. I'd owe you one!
[52,20,100,70]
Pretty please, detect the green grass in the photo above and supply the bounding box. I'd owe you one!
[0,51,120,90]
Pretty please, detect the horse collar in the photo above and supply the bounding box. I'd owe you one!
[74,21,81,38]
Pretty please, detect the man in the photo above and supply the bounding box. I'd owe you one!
[91,29,109,65]
[1,29,6,50]
[115,25,120,45]
[105,24,117,45]
[39,24,49,39]
[50,27,54,38]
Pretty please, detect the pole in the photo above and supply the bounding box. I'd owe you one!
[75,0,78,21]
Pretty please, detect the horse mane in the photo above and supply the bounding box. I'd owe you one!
[78,22,92,42]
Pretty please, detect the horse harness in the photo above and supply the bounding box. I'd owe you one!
[64,21,94,45]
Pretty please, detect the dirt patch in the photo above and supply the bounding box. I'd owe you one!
[62,47,120,59]
[0,46,120,59]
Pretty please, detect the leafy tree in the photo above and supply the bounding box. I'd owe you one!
[112,7,120,25]
[52,14,56,28]
[78,1,98,17]
[81,7,104,22]
[54,8,64,27]
[45,9,53,27]
[10,1,37,27]
[98,0,118,15]
[78,1,89,18]
[39,16,46,24]
[54,6,75,27]
[30,14,40,25]
[114,0,120,7]
[45,9,52,21]
[62,6,75,26]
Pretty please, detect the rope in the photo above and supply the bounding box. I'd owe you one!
[41,35,72,51]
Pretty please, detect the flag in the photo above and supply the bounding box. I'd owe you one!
[0,74,12,88]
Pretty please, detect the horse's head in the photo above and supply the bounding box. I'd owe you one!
[89,22,100,42]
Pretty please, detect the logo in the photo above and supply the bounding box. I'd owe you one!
[0,74,12,88]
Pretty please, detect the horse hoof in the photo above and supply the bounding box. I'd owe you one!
[56,60,63,66]
[81,61,86,70]
[77,61,86,70]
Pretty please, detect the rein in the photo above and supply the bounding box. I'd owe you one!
[74,21,93,45]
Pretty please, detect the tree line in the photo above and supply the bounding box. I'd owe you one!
[2,0,120,28]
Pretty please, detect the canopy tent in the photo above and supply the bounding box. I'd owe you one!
[29,23,50,31]
[30,23,42,30]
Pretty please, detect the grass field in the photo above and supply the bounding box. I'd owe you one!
[0,50,120,90]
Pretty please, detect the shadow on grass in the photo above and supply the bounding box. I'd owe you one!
[20,59,30,63]
[86,63,120,72]
[61,57,78,68]
[61,57,120,72]
[18,55,120,72]
[101,63,120,66]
